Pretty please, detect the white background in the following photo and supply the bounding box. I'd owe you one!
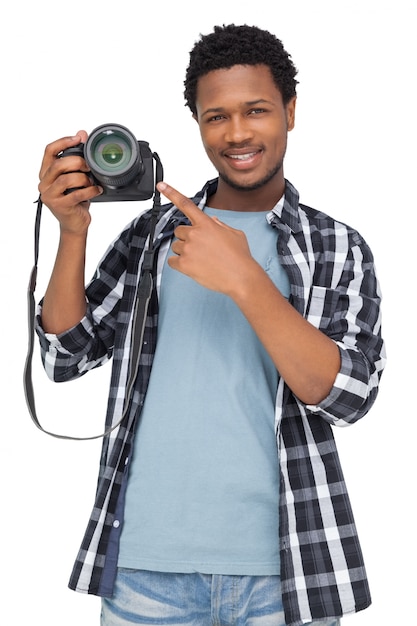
[1,1,415,623]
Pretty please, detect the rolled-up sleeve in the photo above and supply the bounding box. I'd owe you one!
[305,232,386,425]
[35,302,112,382]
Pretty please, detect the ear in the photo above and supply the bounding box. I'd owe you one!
[286,97,297,131]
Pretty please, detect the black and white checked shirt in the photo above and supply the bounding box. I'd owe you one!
[36,179,386,626]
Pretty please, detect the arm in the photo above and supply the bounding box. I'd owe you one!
[41,230,88,334]
[230,263,340,405]
[37,131,103,334]
[157,182,340,406]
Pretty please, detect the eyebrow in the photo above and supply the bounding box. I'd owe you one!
[201,99,273,117]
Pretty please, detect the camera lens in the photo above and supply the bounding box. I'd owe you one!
[91,135,131,172]
[101,142,126,167]
[85,124,141,187]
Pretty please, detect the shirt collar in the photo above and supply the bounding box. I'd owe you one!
[270,179,303,233]
[194,178,302,233]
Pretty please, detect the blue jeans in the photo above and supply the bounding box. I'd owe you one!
[101,569,341,626]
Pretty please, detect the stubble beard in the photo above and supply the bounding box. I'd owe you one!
[218,158,284,193]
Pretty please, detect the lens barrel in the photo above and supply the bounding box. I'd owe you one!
[85,124,142,187]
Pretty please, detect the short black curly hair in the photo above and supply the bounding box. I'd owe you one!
[184,24,298,115]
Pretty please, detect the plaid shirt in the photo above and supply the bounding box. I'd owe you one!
[36,179,386,626]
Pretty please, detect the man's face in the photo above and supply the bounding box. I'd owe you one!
[194,64,296,193]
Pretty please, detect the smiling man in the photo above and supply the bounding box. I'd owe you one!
[194,64,295,201]
[36,24,385,626]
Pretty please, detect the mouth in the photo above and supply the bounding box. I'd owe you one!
[224,148,263,169]
[228,151,258,161]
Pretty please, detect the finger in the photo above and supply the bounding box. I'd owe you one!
[44,131,87,160]
[211,216,236,231]
[157,181,207,226]
[39,131,88,179]
[170,239,182,256]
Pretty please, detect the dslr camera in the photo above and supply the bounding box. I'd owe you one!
[60,123,156,201]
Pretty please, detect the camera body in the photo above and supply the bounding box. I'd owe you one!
[60,123,155,201]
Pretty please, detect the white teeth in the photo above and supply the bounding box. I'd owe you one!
[229,152,256,160]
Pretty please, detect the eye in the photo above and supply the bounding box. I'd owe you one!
[208,114,225,122]
[249,108,267,115]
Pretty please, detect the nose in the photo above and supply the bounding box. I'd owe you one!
[224,115,253,144]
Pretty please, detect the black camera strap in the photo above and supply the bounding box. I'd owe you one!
[23,153,163,441]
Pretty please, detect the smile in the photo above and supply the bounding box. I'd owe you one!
[224,149,263,170]
[228,152,258,161]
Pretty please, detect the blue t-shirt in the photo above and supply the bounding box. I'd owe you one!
[118,207,290,574]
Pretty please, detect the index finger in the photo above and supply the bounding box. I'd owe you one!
[157,181,207,225]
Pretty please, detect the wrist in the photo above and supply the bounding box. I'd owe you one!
[229,259,269,304]
[59,226,88,245]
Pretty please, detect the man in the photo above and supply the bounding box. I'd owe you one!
[36,24,386,626]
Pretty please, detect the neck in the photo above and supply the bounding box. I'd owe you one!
[208,176,286,212]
